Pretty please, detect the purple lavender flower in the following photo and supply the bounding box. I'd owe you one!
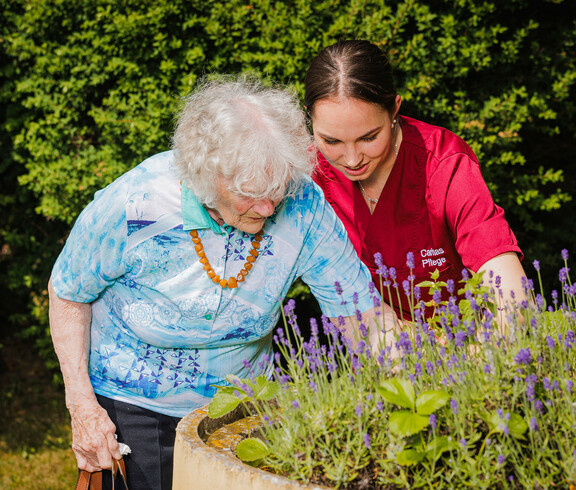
[495,275,501,289]
[397,331,413,354]
[567,380,574,393]
[552,290,558,304]
[406,252,415,269]
[526,375,537,402]
[376,401,384,411]
[560,267,570,283]
[292,400,300,409]
[447,279,455,294]
[461,268,469,281]
[283,298,297,315]
[497,454,506,465]
[514,348,532,365]
[562,249,569,261]
[534,399,543,412]
[402,280,410,296]
[355,404,362,417]
[543,377,553,391]
[455,331,466,348]
[426,361,435,375]
[364,433,372,449]
[309,318,319,339]
[433,289,442,304]
[414,286,421,300]
[389,267,397,281]
[533,259,540,271]
[334,281,343,295]
[546,335,556,350]
[241,383,254,397]
[529,417,539,432]
[459,438,467,448]
[374,252,383,267]
[450,399,459,414]
[415,363,422,377]
[484,363,491,374]
[429,414,437,429]
[242,359,252,371]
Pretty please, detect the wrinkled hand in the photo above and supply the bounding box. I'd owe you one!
[69,399,121,472]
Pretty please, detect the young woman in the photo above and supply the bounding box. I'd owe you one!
[305,39,527,319]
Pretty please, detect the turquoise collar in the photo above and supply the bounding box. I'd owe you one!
[181,183,224,235]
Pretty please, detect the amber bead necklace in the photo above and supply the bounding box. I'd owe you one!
[189,229,264,289]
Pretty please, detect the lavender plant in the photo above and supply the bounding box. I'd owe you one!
[209,250,576,488]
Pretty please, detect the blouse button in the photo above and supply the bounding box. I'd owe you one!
[204,314,212,320]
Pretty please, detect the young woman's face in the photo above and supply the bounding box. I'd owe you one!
[311,96,401,183]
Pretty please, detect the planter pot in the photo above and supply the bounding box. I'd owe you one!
[173,404,329,490]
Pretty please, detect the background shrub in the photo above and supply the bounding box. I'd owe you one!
[1,0,574,367]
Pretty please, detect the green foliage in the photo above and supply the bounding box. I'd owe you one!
[208,374,277,463]
[1,0,575,366]
[254,259,576,488]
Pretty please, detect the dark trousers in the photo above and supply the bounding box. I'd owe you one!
[96,394,181,490]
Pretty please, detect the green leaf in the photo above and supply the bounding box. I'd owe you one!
[425,436,452,462]
[208,392,242,418]
[389,411,430,437]
[255,380,279,401]
[378,378,416,410]
[416,390,450,415]
[396,449,426,466]
[225,374,243,386]
[486,411,528,440]
[211,385,237,396]
[508,413,529,440]
[236,437,270,462]
[416,280,436,288]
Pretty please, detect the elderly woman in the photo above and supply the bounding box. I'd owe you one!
[49,76,395,490]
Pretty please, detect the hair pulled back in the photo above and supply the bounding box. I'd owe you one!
[304,40,397,115]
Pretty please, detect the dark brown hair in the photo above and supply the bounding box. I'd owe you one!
[304,40,397,115]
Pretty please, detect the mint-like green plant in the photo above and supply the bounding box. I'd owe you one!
[377,378,451,466]
[209,374,279,463]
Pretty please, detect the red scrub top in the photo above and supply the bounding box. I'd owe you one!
[313,116,522,318]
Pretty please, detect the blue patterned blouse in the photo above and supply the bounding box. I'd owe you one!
[51,151,376,417]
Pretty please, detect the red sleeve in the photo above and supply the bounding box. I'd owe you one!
[428,152,523,272]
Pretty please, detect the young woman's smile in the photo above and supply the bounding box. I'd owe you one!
[311,96,401,185]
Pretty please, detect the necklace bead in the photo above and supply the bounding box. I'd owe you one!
[190,229,264,288]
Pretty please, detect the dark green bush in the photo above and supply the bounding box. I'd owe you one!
[1,0,575,366]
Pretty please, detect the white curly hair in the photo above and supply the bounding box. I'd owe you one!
[172,75,315,207]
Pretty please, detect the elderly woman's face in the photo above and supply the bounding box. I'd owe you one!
[209,178,281,234]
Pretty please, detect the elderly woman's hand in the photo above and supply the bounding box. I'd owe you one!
[69,397,121,472]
